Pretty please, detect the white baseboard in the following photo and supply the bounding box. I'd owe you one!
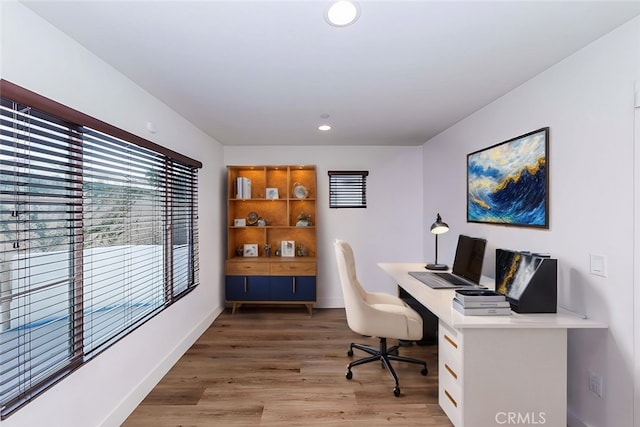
[100,305,223,426]
[567,410,589,427]
[315,297,345,308]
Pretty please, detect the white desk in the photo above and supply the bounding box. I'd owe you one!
[379,263,607,427]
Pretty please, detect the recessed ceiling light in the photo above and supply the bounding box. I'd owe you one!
[318,125,332,131]
[325,1,360,27]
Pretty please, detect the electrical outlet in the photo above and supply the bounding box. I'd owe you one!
[588,371,603,397]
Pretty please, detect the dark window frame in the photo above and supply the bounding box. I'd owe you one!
[328,170,369,208]
[0,79,201,418]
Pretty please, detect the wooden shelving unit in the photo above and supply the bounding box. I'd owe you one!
[225,165,317,315]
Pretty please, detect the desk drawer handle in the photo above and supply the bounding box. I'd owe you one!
[444,334,458,349]
[444,389,458,407]
[444,363,458,380]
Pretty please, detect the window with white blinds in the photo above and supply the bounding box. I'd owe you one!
[328,170,369,208]
[0,82,200,418]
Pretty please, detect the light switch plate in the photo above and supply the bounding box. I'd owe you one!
[590,254,607,277]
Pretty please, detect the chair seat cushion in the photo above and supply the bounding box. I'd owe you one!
[369,303,423,340]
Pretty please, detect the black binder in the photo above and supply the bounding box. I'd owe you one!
[495,249,557,313]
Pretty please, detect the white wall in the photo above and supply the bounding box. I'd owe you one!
[0,2,225,426]
[422,17,640,427]
[223,145,424,307]
[634,81,640,427]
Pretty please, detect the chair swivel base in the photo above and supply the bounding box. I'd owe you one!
[345,337,428,397]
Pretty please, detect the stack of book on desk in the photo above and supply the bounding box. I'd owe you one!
[452,289,512,316]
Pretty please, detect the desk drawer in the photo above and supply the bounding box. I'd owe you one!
[440,355,461,388]
[439,346,462,406]
[439,321,463,426]
[439,321,462,369]
[440,381,461,427]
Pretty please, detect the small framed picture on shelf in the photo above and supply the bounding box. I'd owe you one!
[266,187,279,199]
[281,240,295,257]
[243,243,258,257]
[234,218,246,227]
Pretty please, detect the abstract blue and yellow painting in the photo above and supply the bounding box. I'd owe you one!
[467,128,548,228]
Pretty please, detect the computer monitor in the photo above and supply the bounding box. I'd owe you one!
[451,234,487,283]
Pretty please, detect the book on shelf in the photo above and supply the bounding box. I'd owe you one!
[455,289,505,303]
[452,298,511,316]
[236,177,243,199]
[235,177,252,199]
[243,177,251,199]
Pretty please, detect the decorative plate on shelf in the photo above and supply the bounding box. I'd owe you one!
[293,183,308,199]
[247,211,259,225]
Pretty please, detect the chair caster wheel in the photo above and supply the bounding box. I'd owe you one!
[421,368,428,376]
[347,349,354,357]
[393,387,400,397]
[346,370,353,380]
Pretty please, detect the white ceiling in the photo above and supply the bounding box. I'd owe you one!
[22,1,640,146]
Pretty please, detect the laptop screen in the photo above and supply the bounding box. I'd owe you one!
[451,234,487,283]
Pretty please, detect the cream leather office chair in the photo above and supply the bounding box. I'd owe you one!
[334,240,427,397]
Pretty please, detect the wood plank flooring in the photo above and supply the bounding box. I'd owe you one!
[123,307,453,426]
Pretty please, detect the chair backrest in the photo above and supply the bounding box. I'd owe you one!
[334,239,372,335]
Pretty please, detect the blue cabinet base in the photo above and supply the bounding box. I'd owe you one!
[225,275,316,315]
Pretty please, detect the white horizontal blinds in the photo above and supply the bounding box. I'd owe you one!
[81,128,166,355]
[328,170,369,208]
[0,100,84,413]
[167,161,198,300]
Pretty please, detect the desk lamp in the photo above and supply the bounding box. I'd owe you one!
[425,213,449,270]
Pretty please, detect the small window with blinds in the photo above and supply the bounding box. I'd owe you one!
[0,82,200,418]
[328,170,369,208]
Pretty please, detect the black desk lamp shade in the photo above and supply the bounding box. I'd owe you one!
[426,213,449,270]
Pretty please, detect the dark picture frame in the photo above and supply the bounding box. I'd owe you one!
[467,127,549,228]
